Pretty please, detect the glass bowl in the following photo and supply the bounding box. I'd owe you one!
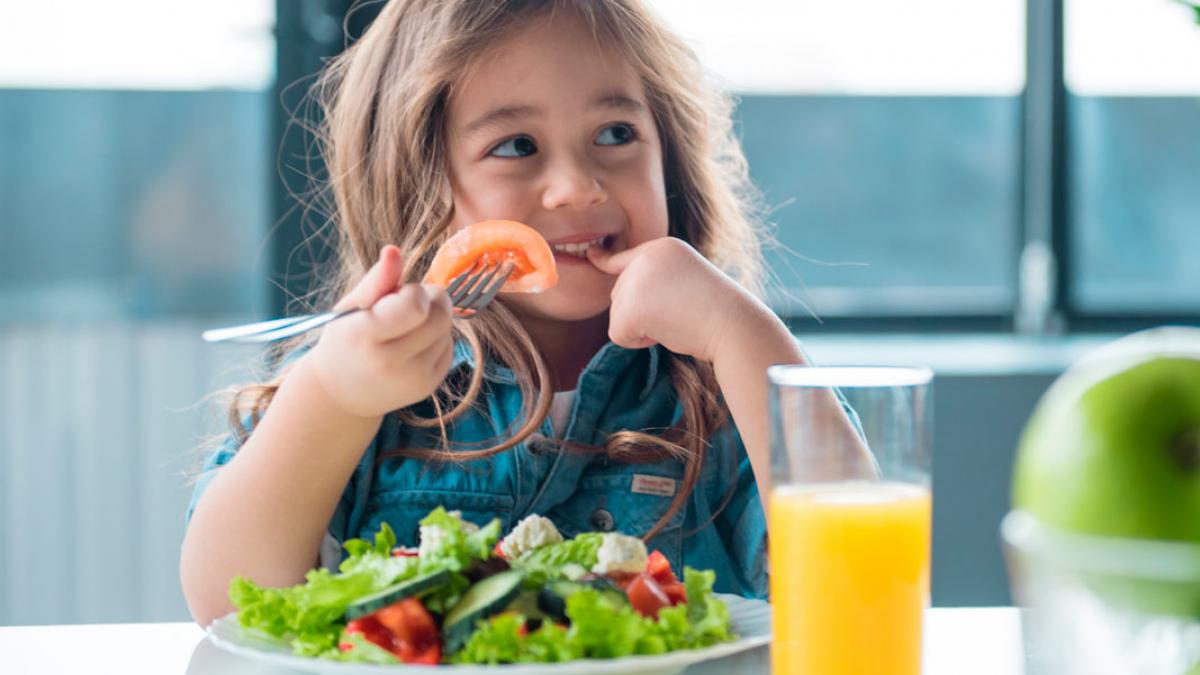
[1001,509,1200,675]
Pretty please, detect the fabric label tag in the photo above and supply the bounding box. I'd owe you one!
[631,474,677,497]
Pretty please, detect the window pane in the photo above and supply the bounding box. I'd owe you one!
[649,0,1024,94]
[0,1,274,319]
[1067,0,1200,313]
[650,0,1024,317]
[738,96,1020,317]
[0,2,274,626]
[0,1,273,89]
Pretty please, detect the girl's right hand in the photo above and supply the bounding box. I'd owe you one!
[307,245,455,419]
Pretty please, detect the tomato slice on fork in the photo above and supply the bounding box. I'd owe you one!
[424,220,558,296]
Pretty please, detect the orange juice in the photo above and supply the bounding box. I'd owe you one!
[769,481,931,675]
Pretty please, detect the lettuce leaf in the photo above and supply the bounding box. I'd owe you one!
[229,523,417,656]
[228,512,502,659]
[467,518,503,559]
[228,511,734,666]
[342,521,395,559]
[412,508,500,612]
[510,533,605,587]
[563,586,653,657]
[451,613,581,664]
[681,567,733,647]
[417,507,501,574]
[338,522,420,587]
[453,571,735,665]
[229,568,376,656]
[420,571,471,615]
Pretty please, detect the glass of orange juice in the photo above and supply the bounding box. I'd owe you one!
[767,365,933,675]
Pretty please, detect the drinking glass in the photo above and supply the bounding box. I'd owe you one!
[768,365,934,675]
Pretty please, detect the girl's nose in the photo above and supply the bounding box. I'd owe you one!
[541,159,607,211]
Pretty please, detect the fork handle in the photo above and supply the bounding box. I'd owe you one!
[201,307,362,343]
[202,262,508,344]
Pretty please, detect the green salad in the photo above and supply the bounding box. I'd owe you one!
[228,507,734,665]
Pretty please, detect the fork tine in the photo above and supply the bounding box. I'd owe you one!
[448,261,489,306]
[449,262,494,307]
[462,262,513,313]
[444,263,480,298]
[455,262,506,309]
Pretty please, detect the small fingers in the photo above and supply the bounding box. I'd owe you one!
[369,284,450,341]
[608,327,657,350]
[587,242,637,275]
[607,310,656,351]
[334,245,403,311]
[412,331,456,383]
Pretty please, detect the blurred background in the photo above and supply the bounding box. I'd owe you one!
[0,0,1197,625]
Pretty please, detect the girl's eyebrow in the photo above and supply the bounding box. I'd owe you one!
[592,93,646,114]
[462,104,540,138]
[460,94,647,139]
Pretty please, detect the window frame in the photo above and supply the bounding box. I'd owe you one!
[269,0,1200,333]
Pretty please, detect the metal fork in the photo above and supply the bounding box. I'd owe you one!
[202,261,513,343]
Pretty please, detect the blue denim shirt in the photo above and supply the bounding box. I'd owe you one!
[188,340,768,598]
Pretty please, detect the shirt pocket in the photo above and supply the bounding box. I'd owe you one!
[551,471,687,569]
[361,489,516,548]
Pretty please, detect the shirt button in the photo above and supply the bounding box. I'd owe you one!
[526,433,557,455]
[589,508,615,532]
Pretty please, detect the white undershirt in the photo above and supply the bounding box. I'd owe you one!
[549,389,576,438]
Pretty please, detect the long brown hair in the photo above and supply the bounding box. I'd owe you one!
[228,0,766,539]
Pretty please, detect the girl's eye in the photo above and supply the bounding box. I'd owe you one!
[595,123,637,146]
[489,136,537,158]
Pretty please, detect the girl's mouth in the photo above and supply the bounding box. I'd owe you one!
[550,234,616,260]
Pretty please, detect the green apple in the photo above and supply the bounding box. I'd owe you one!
[1012,326,1200,615]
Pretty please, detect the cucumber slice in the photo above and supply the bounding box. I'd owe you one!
[343,570,450,621]
[536,578,625,621]
[442,570,523,653]
[506,589,551,622]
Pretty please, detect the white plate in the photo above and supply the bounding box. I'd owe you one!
[207,594,770,675]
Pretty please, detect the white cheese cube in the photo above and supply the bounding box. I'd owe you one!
[591,532,647,575]
[499,514,563,558]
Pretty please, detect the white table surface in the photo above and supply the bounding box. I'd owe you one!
[0,607,1023,675]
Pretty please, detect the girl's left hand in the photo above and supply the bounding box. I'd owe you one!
[587,237,762,363]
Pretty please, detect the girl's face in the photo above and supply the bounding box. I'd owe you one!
[445,12,669,322]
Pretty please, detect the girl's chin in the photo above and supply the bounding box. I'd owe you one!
[510,297,611,322]
[502,290,612,323]
[500,261,614,321]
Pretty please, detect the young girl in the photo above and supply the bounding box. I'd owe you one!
[182,0,848,626]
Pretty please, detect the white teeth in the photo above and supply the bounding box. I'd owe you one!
[551,237,605,257]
